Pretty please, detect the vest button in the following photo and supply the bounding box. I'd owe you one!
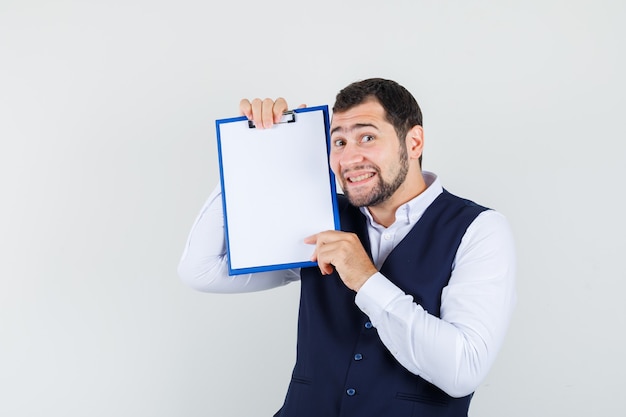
[346,388,356,396]
[354,353,363,361]
[364,321,373,329]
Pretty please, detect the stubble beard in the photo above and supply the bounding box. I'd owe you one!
[343,146,409,208]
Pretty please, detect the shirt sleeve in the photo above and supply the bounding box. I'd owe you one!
[354,210,517,398]
[177,184,300,293]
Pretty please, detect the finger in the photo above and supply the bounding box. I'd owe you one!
[314,248,334,275]
[303,234,318,245]
[273,97,289,123]
[316,252,336,275]
[250,98,264,129]
[312,242,336,275]
[297,103,307,109]
[239,99,252,119]
[306,235,334,275]
[309,230,344,246]
[262,98,275,129]
[319,262,334,275]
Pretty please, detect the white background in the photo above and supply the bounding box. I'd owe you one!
[1,1,624,416]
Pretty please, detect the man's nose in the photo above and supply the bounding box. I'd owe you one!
[339,143,364,167]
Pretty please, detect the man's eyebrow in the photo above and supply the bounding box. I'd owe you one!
[330,123,379,136]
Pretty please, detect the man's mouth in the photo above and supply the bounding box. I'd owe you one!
[347,172,375,183]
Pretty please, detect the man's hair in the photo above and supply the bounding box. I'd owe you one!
[333,77,422,132]
[332,78,423,165]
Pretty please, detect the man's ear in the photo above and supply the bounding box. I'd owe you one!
[406,125,424,161]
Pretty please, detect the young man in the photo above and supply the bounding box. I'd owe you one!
[178,78,516,417]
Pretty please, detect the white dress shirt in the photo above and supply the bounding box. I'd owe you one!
[177,171,516,398]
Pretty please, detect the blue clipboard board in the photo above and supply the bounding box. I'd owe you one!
[216,105,341,275]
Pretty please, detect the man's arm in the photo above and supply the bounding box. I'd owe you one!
[178,97,303,292]
[177,184,300,293]
[354,210,516,398]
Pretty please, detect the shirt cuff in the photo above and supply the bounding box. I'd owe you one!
[355,272,405,323]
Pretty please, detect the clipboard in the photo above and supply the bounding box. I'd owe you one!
[216,105,341,275]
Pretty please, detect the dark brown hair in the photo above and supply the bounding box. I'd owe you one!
[333,78,423,165]
[333,78,422,135]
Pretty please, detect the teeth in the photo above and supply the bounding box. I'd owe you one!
[349,173,374,183]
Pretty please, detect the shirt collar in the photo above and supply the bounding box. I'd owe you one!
[359,171,443,229]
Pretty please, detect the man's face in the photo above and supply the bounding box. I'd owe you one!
[329,100,409,208]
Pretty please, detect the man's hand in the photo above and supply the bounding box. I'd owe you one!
[239,98,306,129]
[304,231,378,292]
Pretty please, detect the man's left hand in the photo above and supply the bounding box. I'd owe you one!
[304,231,378,292]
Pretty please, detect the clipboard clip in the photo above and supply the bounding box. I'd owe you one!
[248,110,296,129]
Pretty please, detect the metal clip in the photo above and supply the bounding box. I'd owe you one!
[248,110,296,128]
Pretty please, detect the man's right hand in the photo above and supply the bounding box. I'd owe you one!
[239,97,290,130]
[239,98,307,129]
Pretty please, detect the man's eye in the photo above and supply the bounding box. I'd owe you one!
[334,139,346,147]
[361,135,374,143]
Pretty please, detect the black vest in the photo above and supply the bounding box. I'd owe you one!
[275,190,489,417]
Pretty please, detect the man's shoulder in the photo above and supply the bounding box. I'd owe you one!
[435,190,512,235]
[438,189,491,212]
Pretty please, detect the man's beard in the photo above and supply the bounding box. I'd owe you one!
[343,146,409,208]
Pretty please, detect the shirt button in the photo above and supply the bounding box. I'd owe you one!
[354,353,363,361]
[346,388,356,396]
[364,321,373,329]
[383,233,392,240]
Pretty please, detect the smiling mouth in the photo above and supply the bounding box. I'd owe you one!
[347,172,375,183]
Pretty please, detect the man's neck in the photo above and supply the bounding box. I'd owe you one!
[366,176,427,228]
